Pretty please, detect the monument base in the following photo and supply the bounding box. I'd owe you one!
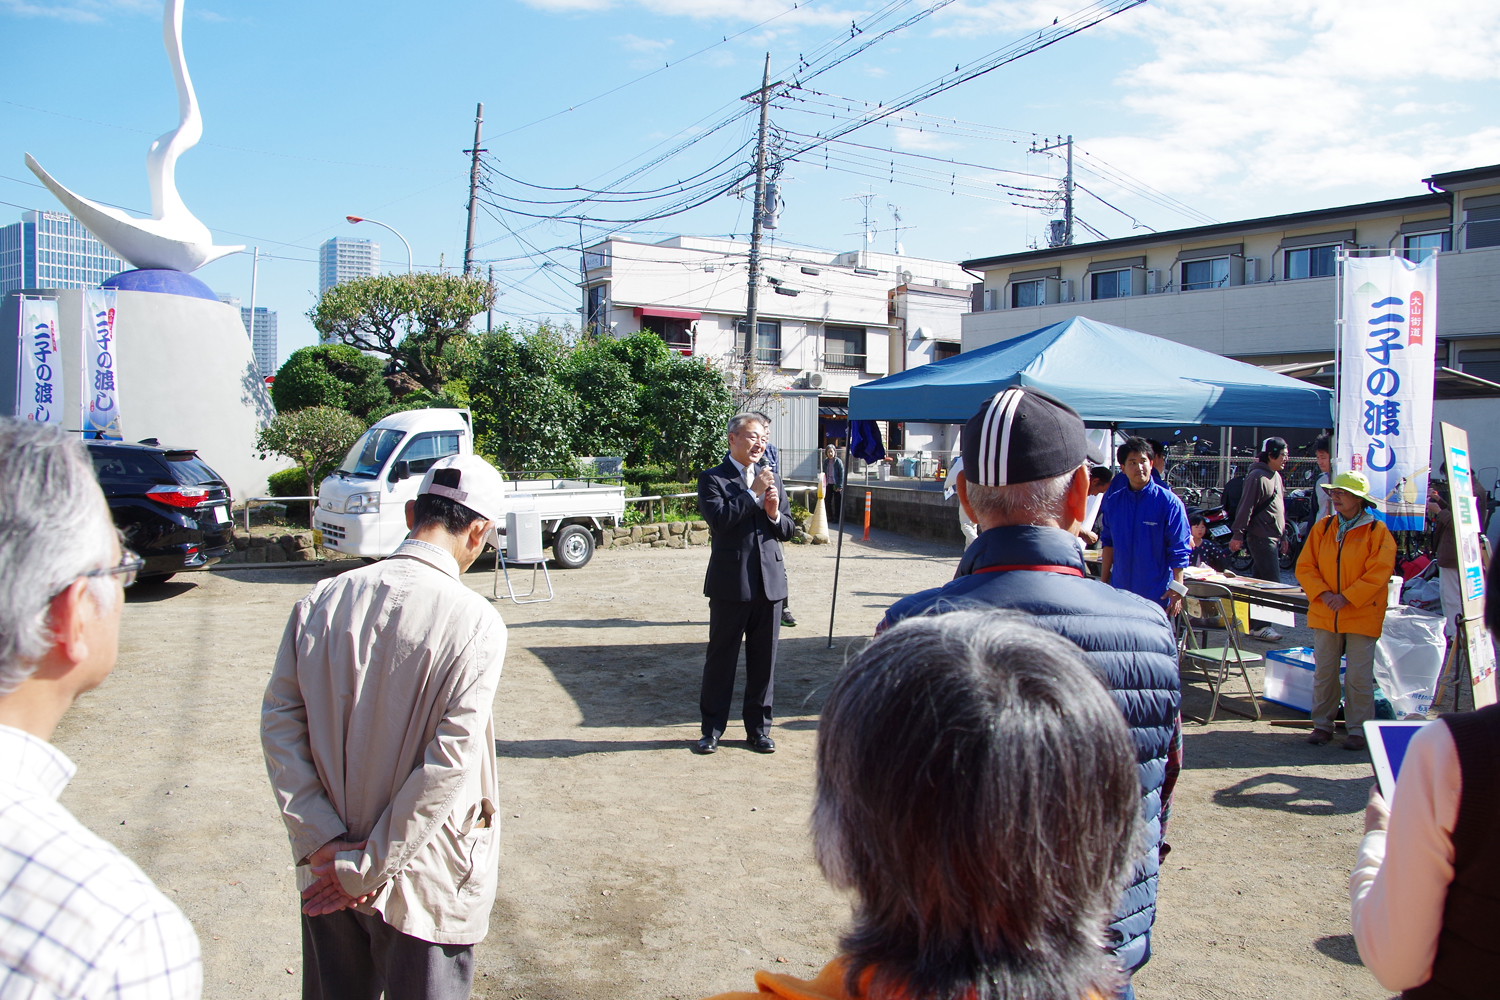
[2,288,275,501]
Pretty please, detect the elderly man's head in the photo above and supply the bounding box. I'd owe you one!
[814,611,1140,999]
[0,419,125,712]
[955,388,1090,532]
[726,413,769,467]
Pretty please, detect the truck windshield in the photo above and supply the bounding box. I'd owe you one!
[338,428,406,478]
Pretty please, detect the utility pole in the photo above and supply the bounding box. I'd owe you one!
[1030,134,1074,246]
[463,102,486,276]
[741,54,778,380]
[486,263,494,332]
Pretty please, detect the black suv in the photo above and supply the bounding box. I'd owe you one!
[87,440,235,584]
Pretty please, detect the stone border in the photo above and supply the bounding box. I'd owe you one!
[600,518,828,549]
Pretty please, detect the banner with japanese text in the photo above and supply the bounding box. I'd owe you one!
[17,296,60,424]
[1337,253,1437,530]
[81,288,122,439]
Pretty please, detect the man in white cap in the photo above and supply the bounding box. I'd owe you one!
[263,455,508,997]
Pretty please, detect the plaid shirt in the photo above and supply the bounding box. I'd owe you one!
[0,725,201,998]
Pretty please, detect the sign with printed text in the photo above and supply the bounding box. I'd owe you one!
[1439,422,1494,706]
[1338,254,1437,530]
[17,296,60,424]
[81,288,122,439]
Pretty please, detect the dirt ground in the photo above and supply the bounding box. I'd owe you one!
[54,528,1398,999]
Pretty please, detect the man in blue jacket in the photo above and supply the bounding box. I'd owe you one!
[1100,436,1192,618]
[881,389,1180,997]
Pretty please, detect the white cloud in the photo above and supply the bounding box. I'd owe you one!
[616,32,674,52]
[517,0,861,28]
[1080,0,1500,211]
[0,0,153,21]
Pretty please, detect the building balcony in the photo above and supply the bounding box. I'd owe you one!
[824,352,866,371]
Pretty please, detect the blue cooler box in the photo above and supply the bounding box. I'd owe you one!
[1263,647,1345,712]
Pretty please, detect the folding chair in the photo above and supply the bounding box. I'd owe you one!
[1178,580,1262,723]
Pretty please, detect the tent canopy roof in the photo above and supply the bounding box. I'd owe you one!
[849,316,1334,428]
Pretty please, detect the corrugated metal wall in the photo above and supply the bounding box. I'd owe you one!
[766,390,820,481]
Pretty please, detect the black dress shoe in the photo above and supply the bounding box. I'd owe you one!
[748,734,776,753]
[694,736,718,754]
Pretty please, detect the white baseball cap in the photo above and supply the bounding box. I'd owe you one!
[416,455,507,524]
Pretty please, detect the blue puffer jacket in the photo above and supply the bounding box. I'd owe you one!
[881,524,1181,974]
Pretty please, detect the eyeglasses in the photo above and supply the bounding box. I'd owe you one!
[84,549,146,589]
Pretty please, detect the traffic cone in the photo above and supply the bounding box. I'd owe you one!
[808,473,830,542]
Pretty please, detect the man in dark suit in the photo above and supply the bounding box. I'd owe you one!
[695,413,795,754]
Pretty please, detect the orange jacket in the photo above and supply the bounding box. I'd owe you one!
[1295,513,1397,637]
[705,958,1105,1000]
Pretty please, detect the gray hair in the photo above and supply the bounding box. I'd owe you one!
[0,419,118,695]
[815,610,1140,1000]
[964,467,1074,525]
[726,412,768,436]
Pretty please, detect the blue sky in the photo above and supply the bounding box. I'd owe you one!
[4,0,1498,364]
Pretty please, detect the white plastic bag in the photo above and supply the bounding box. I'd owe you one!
[1374,608,1447,718]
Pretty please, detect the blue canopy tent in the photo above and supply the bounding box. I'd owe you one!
[824,317,1333,646]
[848,316,1334,427]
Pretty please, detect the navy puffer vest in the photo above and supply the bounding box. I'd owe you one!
[882,524,1182,973]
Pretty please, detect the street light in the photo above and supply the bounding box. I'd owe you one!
[345,215,412,273]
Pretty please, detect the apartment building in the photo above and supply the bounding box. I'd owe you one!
[580,236,973,453]
[961,163,1500,477]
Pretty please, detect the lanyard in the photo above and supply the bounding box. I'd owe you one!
[973,563,1084,577]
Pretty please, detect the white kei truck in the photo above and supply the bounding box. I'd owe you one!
[313,408,626,568]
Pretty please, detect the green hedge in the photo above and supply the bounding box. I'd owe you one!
[267,467,314,523]
[622,465,668,487]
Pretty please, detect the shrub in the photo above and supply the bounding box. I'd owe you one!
[255,405,366,499]
[272,344,389,418]
[267,467,315,523]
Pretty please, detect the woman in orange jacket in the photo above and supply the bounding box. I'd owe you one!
[1294,471,1397,752]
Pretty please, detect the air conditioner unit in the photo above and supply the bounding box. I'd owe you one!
[805,372,826,389]
[1146,269,1162,294]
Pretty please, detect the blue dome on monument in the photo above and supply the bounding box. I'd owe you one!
[103,268,221,302]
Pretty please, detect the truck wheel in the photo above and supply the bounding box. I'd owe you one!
[553,524,595,569]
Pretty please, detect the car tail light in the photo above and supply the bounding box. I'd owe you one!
[147,485,209,508]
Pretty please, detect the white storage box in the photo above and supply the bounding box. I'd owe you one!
[1263,646,1344,713]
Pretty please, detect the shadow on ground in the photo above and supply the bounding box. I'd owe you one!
[1314,934,1364,966]
[525,635,869,728]
[1211,771,1369,815]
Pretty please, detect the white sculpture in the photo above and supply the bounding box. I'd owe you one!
[24,0,243,273]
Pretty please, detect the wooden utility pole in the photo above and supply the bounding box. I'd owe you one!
[463,103,485,276]
[741,55,777,380]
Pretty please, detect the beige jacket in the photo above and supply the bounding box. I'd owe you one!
[261,539,506,945]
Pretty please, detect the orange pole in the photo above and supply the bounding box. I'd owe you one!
[863,491,872,540]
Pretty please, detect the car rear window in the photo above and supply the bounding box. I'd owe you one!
[162,453,225,486]
[90,449,172,481]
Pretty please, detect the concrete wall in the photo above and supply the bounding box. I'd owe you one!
[843,482,964,545]
[2,288,275,501]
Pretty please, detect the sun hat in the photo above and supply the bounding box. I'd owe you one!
[1319,470,1379,507]
[417,454,508,523]
[959,387,1087,487]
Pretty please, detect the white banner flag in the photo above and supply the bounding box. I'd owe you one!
[1338,253,1437,531]
[16,296,60,424]
[81,288,123,439]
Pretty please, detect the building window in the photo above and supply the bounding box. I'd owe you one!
[1181,257,1229,291]
[1011,279,1045,308]
[933,341,960,362]
[640,315,692,354]
[1465,206,1500,250]
[1284,245,1337,280]
[1403,231,1450,262]
[737,319,782,365]
[1090,269,1131,300]
[585,285,607,333]
[825,325,866,370]
[1460,349,1500,383]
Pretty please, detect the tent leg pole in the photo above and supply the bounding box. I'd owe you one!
[828,449,850,650]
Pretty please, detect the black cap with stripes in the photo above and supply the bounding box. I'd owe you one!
[960,387,1088,487]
